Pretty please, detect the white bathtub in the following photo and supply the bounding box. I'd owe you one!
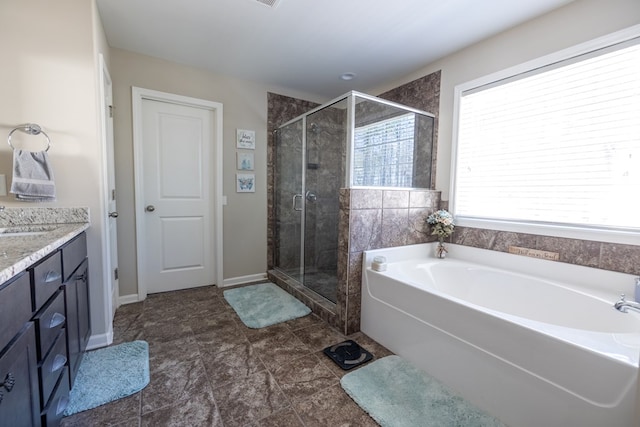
[361,243,640,427]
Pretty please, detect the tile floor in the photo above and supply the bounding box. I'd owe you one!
[61,284,393,426]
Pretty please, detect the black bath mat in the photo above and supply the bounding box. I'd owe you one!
[323,340,373,370]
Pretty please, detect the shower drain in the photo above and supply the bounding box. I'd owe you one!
[323,340,373,370]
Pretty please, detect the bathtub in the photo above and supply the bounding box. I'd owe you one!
[361,243,640,427]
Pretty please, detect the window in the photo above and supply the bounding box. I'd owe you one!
[353,113,415,187]
[452,27,640,243]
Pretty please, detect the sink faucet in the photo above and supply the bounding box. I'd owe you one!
[614,294,640,314]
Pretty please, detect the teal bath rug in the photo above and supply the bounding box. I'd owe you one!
[64,340,150,416]
[341,355,505,427]
[223,282,311,328]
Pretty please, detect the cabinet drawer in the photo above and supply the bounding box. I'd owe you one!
[39,331,67,407]
[61,232,87,282]
[33,290,66,360]
[31,252,62,311]
[0,323,41,427]
[0,272,31,347]
[41,367,69,427]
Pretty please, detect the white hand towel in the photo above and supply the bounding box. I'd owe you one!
[10,149,56,202]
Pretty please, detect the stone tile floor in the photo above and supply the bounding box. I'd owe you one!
[61,285,393,426]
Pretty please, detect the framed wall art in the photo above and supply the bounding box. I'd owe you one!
[237,152,254,170]
[236,173,255,193]
[236,129,256,149]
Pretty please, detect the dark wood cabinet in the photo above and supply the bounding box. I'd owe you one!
[0,324,41,427]
[0,230,90,427]
[62,257,90,387]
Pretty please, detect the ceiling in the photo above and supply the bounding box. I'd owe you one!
[97,0,574,99]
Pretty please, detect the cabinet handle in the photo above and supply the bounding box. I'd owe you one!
[44,271,61,283]
[49,312,65,328]
[0,372,16,403]
[51,354,67,373]
[56,396,69,416]
[0,373,15,392]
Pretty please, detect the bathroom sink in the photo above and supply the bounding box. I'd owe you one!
[0,225,57,237]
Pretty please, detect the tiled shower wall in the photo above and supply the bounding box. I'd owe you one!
[267,74,443,334]
[338,188,441,333]
[267,93,319,271]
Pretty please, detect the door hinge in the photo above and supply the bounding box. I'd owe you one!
[108,105,113,118]
[111,189,116,201]
[114,268,119,281]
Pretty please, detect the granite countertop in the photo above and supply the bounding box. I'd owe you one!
[0,207,90,283]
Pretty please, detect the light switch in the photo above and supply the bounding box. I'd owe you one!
[0,175,6,197]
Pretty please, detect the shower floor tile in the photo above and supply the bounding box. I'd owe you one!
[61,284,392,427]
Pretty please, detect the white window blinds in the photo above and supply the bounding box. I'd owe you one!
[353,113,415,187]
[454,37,640,232]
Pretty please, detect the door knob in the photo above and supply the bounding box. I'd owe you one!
[108,212,119,218]
[145,205,156,212]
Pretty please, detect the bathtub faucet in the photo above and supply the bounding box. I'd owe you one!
[614,294,640,314]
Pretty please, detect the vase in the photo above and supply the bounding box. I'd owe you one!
[435,241,447,259]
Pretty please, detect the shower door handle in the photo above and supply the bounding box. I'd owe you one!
[292,194,303,211]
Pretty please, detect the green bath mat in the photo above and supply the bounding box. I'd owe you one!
[64,340,150,416]
[341,355,505,427]
[223,282,311,328]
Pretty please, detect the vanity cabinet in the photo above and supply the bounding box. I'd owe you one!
[0,230,90,427]
[30,250,67,427]
[0,274,40,427]
[60,232,90,388]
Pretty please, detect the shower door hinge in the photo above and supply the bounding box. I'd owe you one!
[114,268,119,281]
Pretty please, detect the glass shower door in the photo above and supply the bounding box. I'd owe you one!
[302,101,347,303]
[274,119,304,282]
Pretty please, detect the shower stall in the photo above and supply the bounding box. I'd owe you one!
[273,91,435,304]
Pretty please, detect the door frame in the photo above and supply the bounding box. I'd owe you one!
[131,87,224,300]
[98,54,116,344]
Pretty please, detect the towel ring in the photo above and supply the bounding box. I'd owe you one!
[7,123,51,152]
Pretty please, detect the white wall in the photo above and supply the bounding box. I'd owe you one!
[371,0,640,200]
[0,0,112,345]
[110,48,323,298]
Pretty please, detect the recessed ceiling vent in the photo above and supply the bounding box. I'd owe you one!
[256,0,282,8]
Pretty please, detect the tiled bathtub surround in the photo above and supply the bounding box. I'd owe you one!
[339,188,441,334]
[453,227,640,277]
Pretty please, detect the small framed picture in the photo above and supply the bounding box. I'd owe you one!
[237,152,254,170]
[236,173,255,193]
[236,129,256,150]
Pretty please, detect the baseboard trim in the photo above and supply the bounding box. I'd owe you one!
[87,329,113,350]
[119,293,142,306]
[221,273,268,288]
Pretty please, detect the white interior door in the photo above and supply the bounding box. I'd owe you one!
[100,55,119,319]
[139,98,215,293]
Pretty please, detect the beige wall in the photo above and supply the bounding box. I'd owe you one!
[372,0,640,200]
[0,0,112,342]
[110,48,323,297]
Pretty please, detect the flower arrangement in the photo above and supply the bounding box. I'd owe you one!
[426,210,454,258]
